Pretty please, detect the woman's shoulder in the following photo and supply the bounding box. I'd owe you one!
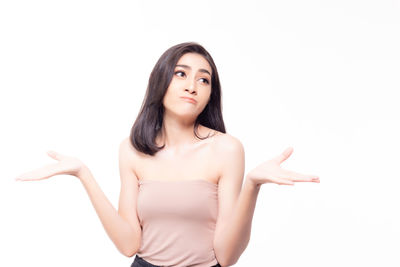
[120,136,142,160]
[208,130,244,156]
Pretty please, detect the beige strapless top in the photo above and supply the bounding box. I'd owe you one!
[136,179,219,267]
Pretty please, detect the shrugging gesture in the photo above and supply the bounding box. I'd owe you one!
[246,147,320,186]
[15,151,86,181]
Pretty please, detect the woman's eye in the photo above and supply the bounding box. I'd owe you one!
[175,71,185,77]
[200,78,210,84]
[175,70,209,84]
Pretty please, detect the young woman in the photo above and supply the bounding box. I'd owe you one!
[15,42,320,267]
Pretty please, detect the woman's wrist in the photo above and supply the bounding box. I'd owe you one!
[76,164,91,181]
[245,175,261,190]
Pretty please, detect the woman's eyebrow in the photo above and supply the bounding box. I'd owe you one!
[176,64,211,76]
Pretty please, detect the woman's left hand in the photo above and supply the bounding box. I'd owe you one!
[246,147,320,186]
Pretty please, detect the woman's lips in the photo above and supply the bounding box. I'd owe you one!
[180,97,196,104]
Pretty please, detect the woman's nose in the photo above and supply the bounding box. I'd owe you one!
[185,78,196,93]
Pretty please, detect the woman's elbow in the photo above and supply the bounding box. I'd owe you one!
[118,241,140,258]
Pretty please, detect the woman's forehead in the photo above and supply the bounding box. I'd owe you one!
[176,53,212,75]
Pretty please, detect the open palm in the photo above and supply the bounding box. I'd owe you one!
[247,147,320,186]
[15,151,85,181]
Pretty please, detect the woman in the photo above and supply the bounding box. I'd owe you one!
[15,42,320,267]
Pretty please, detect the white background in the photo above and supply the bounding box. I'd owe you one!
[1,0,399,266]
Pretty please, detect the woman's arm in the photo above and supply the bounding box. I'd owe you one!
[78,168,141,257]
[77,139,142,257]
[214,143,319,266]
[15,139,142,257]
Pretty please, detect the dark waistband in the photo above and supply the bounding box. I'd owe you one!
[132,255,160,267]
[131,255,221,267]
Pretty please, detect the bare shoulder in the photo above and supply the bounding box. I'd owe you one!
[119,137,141,175]
[120,137,135,157]
[120,136,143,157]
[198,124,243,152]
[211,132,245,184]
[212,132,245,156]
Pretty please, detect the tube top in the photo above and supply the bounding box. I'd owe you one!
[136,179,219,267]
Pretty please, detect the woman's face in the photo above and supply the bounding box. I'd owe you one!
[162,52,212,122]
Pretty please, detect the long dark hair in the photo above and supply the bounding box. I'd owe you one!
[130,42,225,156]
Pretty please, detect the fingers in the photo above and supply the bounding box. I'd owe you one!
[47,150,60,160]
[14,164,58,181]
[274,177,295,186]
[15,172,40,181]
[275,147,294,164]
[273,147,320,183]
[280,170,320,183]
[14,151,60,181]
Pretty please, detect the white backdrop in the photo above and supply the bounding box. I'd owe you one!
[1,0,399,266]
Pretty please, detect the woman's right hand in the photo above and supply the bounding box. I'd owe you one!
[15,150,87,181]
